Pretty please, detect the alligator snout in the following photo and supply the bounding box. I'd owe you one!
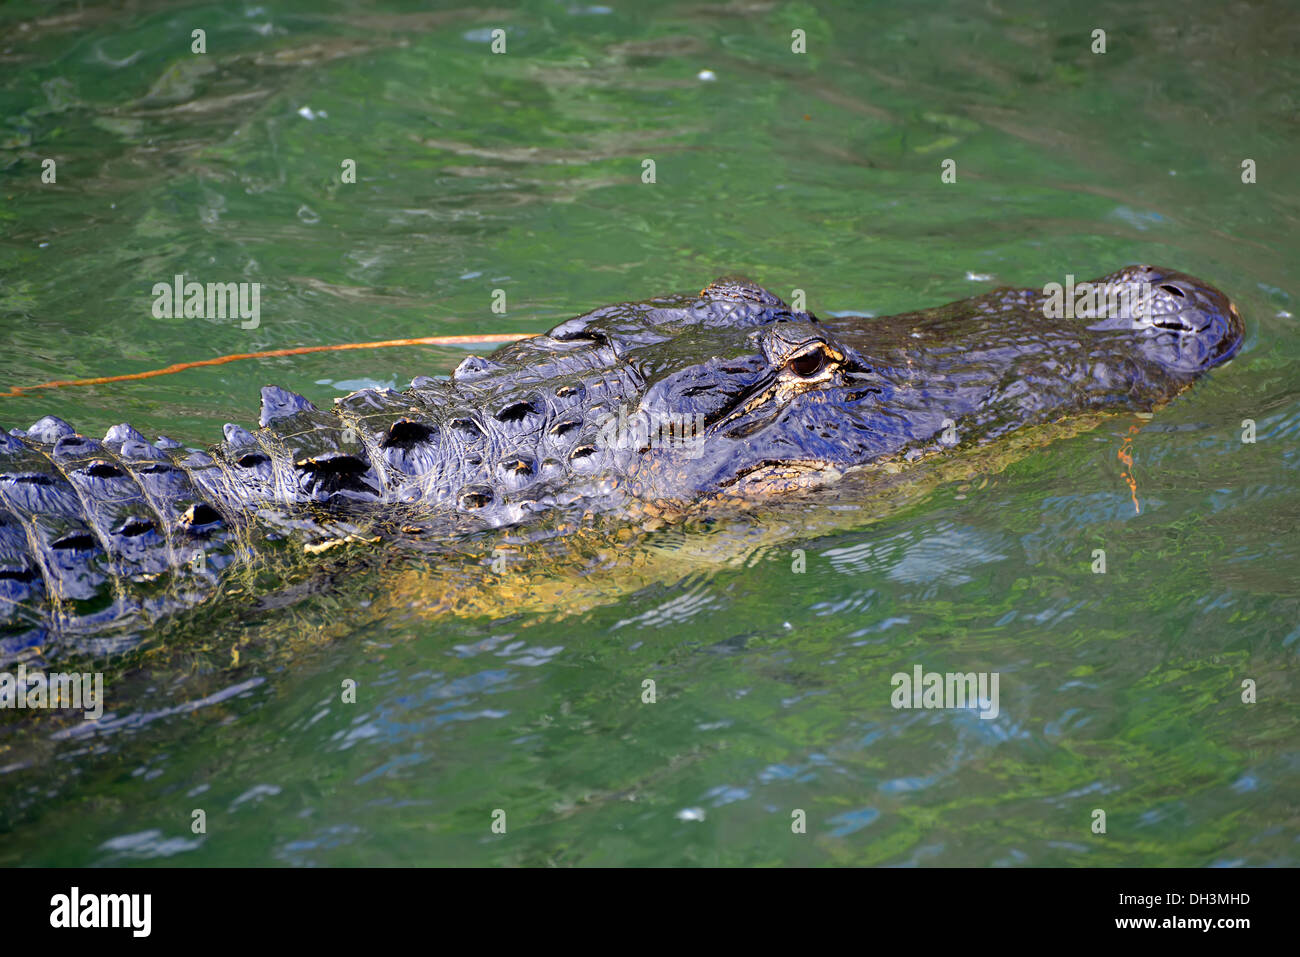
[1140,268,1243,374]
[1080,265,1244,376]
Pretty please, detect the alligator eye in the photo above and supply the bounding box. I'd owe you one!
[788,349,827,378]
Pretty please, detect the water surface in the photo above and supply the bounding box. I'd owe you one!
[0,0,1297,866]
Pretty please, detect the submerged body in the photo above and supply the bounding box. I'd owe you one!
[0,266,1243,656]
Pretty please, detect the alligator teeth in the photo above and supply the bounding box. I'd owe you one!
[259,385,318,427]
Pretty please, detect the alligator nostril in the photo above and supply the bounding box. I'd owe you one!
[1160,284,1185,298]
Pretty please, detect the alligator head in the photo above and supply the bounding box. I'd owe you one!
[517,265,1244,503]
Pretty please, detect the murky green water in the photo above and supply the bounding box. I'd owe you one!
[1,0,1297,866]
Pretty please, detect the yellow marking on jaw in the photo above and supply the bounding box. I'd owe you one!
[304,539,344,555]
[303,533,380,555]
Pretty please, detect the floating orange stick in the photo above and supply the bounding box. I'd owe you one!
[0,333,538,399]
[1117,422,1142,514]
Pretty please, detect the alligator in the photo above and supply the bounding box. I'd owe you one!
[0,265,1243,659]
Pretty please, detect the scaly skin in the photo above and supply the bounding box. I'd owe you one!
[0,266,1243,658]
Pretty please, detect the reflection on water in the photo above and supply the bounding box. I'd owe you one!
[0,0,1297,865]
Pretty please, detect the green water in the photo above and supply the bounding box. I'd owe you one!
[1,0,1297,866]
